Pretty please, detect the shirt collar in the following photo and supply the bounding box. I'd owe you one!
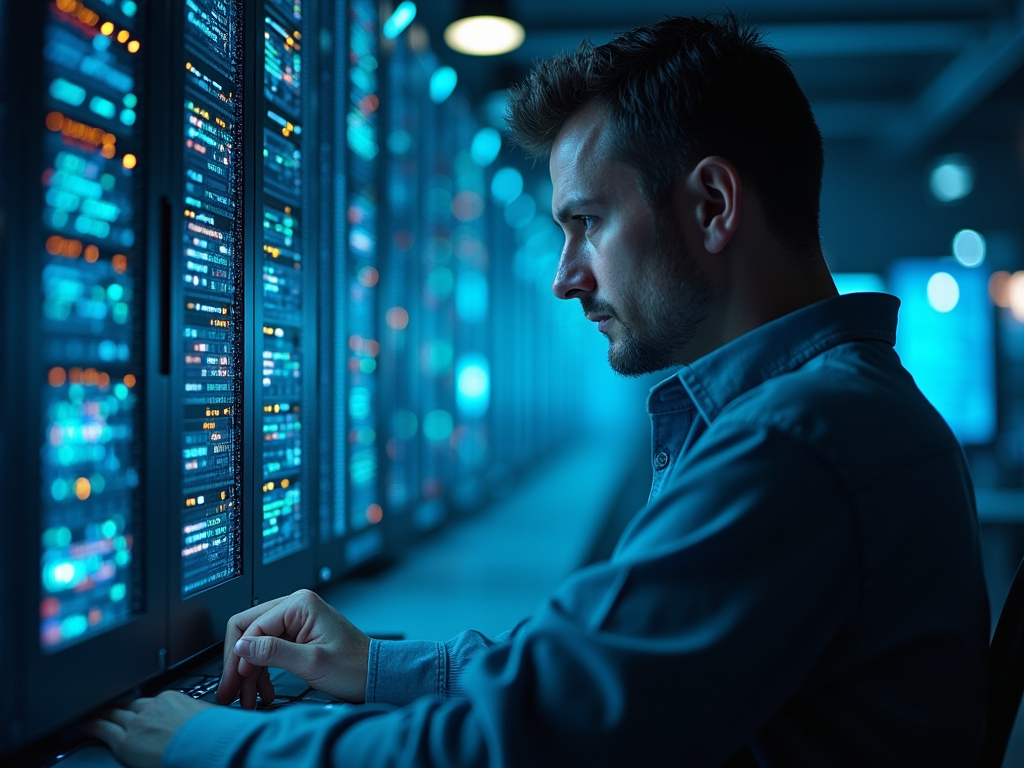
[647,292,900,423]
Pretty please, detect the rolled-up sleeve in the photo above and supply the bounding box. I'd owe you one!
[365,625,522,706]
[166,421,858,768]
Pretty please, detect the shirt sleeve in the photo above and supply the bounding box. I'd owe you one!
[365,623,526,706]
[165,421,858,768]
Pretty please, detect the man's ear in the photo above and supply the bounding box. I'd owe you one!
[686,156,742,255]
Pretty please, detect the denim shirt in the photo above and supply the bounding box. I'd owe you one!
[167,293,989,768]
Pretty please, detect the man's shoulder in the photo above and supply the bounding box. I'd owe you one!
[707,339,960,488]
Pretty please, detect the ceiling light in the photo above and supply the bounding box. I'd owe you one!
[444,0,524,56]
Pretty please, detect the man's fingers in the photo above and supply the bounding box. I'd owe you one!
[256,666,275,706]
[127,697,152,713]
[239,666,262,709]
[106,707,139,729]
[236,633,314,676]
[84,717,124,747]
[220,595,291,702]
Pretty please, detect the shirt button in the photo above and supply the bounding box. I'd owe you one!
[654,451,670,470]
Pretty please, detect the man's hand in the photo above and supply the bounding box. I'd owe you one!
[86,691,212,768]
[217,588,371,708]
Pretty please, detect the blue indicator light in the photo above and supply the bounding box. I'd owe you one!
[429,66,458,104]
[470,127,501,167]
[456,355,490,418]
[491,166,523,203]
[383,1,416,39]
[50,77,86,106]
[423,410,454,442]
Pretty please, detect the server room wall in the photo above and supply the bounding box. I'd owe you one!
[0,0,624,751]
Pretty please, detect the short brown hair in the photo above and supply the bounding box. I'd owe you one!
[506,14,824,252]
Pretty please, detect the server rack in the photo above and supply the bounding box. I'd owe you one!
[0,0,592,754]
[4,0,168,740]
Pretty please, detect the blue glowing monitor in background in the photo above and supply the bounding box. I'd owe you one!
[832,272,886,295]
[889,258,995,445]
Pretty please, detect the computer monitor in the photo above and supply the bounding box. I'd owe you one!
[890,258,996,445]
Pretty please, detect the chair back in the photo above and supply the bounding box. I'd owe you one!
[980,554,1024,768]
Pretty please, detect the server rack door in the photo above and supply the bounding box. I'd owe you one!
[9,0,168,744]
[167,0,254,665]
[314,0,349,575]
[0,0,18,752]
[449,102,491,513]
[411,52,455,535]
[253,0,321,600]
[339,0,386,568]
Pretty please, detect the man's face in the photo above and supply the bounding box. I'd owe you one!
[549,106,713,376]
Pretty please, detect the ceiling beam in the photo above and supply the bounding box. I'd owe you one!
[505,20,981,63]
[883,15,1024,154]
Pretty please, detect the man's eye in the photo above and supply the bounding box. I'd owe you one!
[575,215,596,233]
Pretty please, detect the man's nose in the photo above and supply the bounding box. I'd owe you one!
[551,242,596,300]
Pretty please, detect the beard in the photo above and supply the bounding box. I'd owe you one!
[582,223,714,378]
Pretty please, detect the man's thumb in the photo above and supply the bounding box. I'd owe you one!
[235,635,310,674]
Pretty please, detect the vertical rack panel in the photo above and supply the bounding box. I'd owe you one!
[380,32,423,527]
[255,0,318,597]
[449,102,491,512]
[18,0,165,742]
[169,0,251,662]
[316,0,347,556]
[343,0,385,564]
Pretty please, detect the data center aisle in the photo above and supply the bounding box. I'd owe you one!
[322,431,648,642]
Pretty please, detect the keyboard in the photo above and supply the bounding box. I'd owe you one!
[175,664,347,710]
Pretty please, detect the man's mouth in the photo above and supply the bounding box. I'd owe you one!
[586,313,613,334]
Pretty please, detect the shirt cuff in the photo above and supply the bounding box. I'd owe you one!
[364,638,447,706]
[164,706,265,768]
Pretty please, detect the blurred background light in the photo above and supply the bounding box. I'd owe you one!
[490,166,523,203]
[990,271,1012,308]
[503,193,536,229]
[952,228,986,267]
[1010,272,1024,322]
[383,1,417,39]
[928,153,974,203]
[470,127,502,167]
[456,355,491,417]
[456,271,488,322]
[927,271,960,312]
[429,66,458,104]
[832,272,886,295]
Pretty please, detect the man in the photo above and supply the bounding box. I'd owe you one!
[90,14,989,767]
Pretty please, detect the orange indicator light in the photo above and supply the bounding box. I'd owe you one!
[366,504,383,524]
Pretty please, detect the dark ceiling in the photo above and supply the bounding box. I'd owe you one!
[404,0,1024,156]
